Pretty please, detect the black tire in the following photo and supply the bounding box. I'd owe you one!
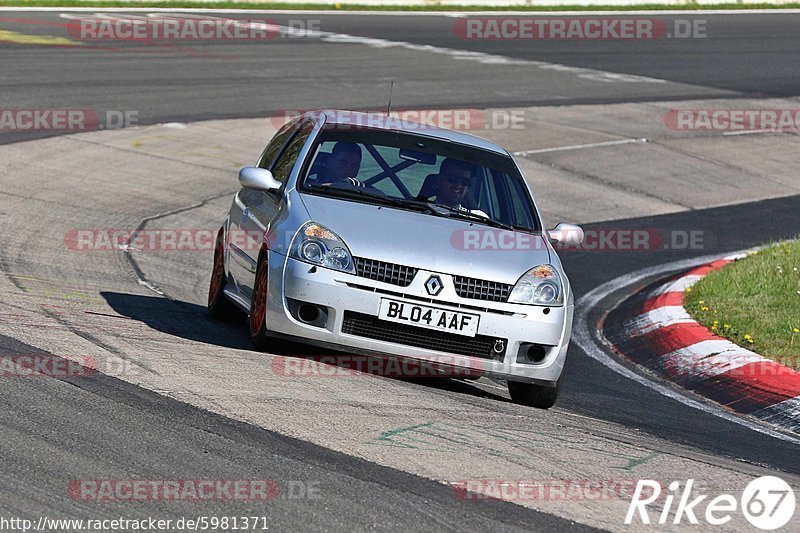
[249,252,272,351]
[508,378,561,409]
[208,228,244,322]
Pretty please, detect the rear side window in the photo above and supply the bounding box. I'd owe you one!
[271,122,314,184]
[257,119,302,170]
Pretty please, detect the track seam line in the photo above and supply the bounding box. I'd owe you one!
[124,188,238,297]
[647,137,800,192]
[528,161,693,209]
[62,135,247,173]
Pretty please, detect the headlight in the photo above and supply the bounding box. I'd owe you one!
[508,264,563,306]
[290,222,356,274]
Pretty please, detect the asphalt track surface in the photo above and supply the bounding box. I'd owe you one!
[2,11,800,143]
[1,9,799,532]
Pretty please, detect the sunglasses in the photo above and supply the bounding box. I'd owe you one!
[445,175,471,186]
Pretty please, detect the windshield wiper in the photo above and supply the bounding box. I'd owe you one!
[427,203,517,231]
[305,184,443,214]
[305,184,522,231]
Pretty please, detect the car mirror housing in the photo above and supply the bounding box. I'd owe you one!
[238,167,281,192]
[547,223,584,245]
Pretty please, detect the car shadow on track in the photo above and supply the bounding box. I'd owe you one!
[102,291,253,350]
[101,291,508,402]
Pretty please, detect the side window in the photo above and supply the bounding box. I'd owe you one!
[271,121,313,184]
[508,177,535,228]
[257,119,302,170]
[485,173,503,218]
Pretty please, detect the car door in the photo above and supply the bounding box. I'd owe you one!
[228,119,314,298]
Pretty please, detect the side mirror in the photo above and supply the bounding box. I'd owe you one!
[238,167,281,192]
[547,223,584,245]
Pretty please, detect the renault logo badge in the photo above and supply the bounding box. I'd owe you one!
[425,275,443,296]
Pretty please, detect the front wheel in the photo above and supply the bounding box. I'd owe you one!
[508,378,561,409]
[249,253,272,351]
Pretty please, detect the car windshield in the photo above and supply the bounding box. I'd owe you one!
[298,126,540,231]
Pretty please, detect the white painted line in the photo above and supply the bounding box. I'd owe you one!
[622,305,693,337]
[57,12,667,85]
[751,397,800,432]
[650,273,702,296]
[659,340,764,383]
[312,33,662,83]
[94,13,152,21]
[722,129,783,136]
[137,279,164,295]
[513,137,647,156]
[572,251,800,445]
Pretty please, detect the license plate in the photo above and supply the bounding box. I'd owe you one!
[377,299,479,337]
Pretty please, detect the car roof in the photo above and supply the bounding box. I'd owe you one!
[301,109,511,156]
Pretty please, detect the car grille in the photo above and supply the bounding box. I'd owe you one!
[353,257,417,287]
[452,276,513,303]
[341,311,506,360]
[353,257,513,303]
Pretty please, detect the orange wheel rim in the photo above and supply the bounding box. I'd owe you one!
[251,264,268,333]
[208,241,224,307]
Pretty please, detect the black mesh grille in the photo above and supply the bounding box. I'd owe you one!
[354,257,417,287]
[341,311,505,360]
[452,276,513,303]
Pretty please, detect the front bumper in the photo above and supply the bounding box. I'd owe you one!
[265,253,573,385]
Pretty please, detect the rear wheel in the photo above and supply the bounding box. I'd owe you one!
[208,229,243,322]
[249,253,272,351]
[508,378,561,409]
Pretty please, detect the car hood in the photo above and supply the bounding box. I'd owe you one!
[299,193,551,284]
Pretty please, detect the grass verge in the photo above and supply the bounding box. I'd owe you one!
[684,239,800,370]
[4,0,800,11]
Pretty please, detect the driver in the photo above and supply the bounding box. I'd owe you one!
[434,159,471,208]
[321,142,362,186]
[433,159,487,217]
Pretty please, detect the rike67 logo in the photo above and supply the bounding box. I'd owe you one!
[626,477,795,530]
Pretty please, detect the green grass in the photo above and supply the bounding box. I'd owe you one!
[4,0,800,10]
[684,239,800,370]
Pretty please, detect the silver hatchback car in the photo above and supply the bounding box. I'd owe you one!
[208,110,584,408]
